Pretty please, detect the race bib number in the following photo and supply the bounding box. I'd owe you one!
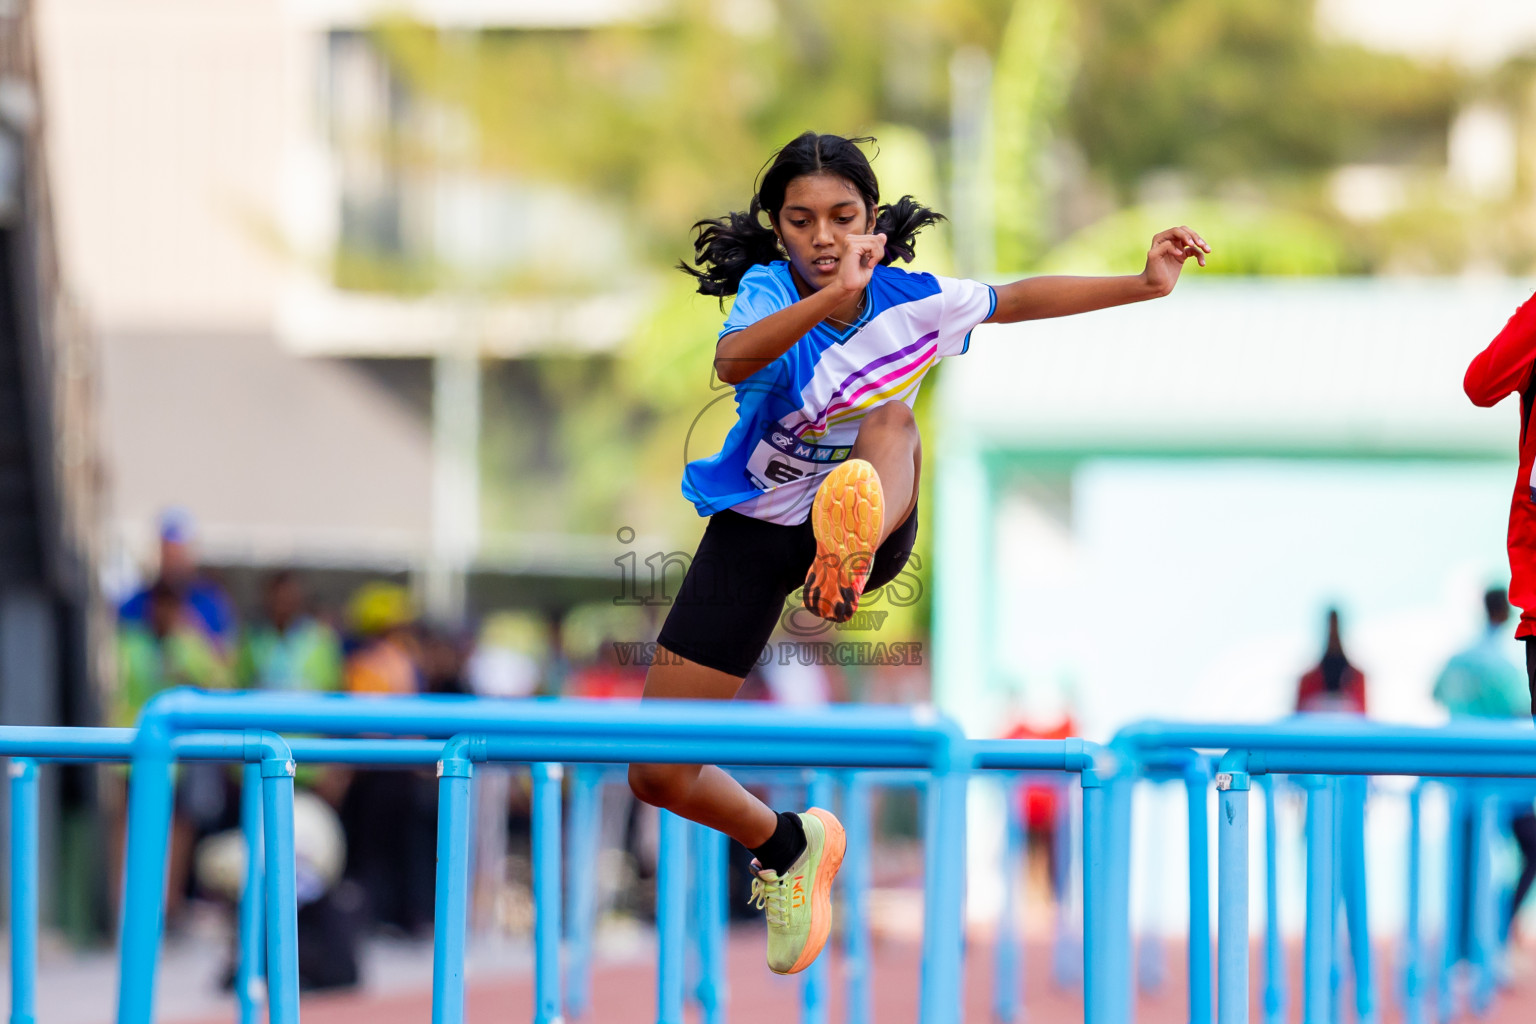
[743,422,852,492]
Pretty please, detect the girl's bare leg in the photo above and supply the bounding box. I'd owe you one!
[631,403,923,839]
[627,650,779,848]
[847,401,922,545]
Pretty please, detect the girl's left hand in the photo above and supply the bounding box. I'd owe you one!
[1143,226,1210,296]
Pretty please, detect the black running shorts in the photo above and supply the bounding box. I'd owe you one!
[655,503,920,678]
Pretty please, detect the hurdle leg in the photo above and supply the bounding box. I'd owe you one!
[994,774,1024,1024]
[10,758,38,1024]
[117,725,176,1024]
[532,763,564,1024]
[431,750,474,1024]
[687,822,703,1011]
[1188,764,1213,1024]
[1331,787,1345,1024]
[695,820,727,1024]
[1083,762,1133,1024]
[1439,783,1466,1024]
[1470,790,1498,1015]
[657,809,688,1024]
[1302,777,1334,1024]
[800,771,835,1024]
[1216,766,1250,1024]
[1404,782,1424,1024]
[259,755,300,1024]
[1262,777,1285,1024]
[842,772,872,1024]
[1106,771,1136,1024]
[1338,777,1375,1024]
[235,763,266,1024]
[1053,777,1081,988]
[564,765,600,1019]
[918,766,968,1024]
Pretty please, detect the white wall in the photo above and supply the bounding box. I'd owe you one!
[36,0,295,333]
[994,458,1517,739]
[994,457,1521,937]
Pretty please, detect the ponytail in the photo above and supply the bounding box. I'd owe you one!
[676,199,782,299]
[874,195,945,266]
[678,132,945,299]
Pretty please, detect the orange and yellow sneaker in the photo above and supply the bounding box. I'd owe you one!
[802,458,885,622]
[748,808,847,975]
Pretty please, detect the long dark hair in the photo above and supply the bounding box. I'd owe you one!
[678,132,945,299]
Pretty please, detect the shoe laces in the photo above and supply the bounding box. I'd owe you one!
[748,866,790,928]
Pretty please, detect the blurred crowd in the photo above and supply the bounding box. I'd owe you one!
[107,509,649,988]
[107,508,889,991]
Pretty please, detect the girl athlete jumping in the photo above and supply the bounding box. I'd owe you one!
[627,131,1209,975]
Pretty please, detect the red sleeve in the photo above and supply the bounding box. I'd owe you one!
[1465,292,1536,407]
[1295,669,1321,713]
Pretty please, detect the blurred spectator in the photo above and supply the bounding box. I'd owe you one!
[115,579,233,725]
[558,607,653,921]
[557,602,650,697]
[567,635,646,699]
[419,626,473,695]
[1434,587,1529,719]
[1295,605,1371,999]
[467,611,549,698]
[111,579,234,930]
[335,580,434,934]
[119,507,236,650]
[236,571,343,692]
[1295,607,1368,714]
[197,790,363,991]
[1004,712,1078,907]
[343,582,421,695]
[544,613,573,697]
[1434,587,1536,950]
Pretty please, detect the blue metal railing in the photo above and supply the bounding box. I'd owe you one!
[6,702,1536,1024]
[0,690,1119,1024]
[1116,717,1536,1024]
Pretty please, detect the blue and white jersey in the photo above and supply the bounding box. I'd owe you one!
[682,261,996,525]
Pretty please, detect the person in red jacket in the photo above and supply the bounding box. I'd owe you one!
[1296,607,1368,714]
[1465,293,1536,718]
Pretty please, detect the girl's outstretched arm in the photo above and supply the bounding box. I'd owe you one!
[984,226,1209,325]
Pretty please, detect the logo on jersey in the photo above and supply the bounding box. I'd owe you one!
[744,421,852,493]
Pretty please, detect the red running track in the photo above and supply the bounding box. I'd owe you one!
[178,933,1536,1024]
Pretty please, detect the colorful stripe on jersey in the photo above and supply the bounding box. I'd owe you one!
[805,331,940,437]
[683,262,994,525]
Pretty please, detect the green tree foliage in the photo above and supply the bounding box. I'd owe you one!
[1069,0,1461,197]
[991,0,1078,271]
[1036,199,1346,274]
[371,0,1015,265]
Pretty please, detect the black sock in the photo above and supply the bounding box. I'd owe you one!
[750,811,807,874]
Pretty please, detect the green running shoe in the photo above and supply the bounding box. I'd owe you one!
[748,807,846,975]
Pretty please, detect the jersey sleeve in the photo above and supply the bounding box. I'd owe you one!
[1465,289,1536,407]
[719,264,795,339]
[934,276,997,358]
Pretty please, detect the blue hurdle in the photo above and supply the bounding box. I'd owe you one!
[1118,718,1536,1024]
[10,702,1534,1024]
[105,691,1118,1024]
